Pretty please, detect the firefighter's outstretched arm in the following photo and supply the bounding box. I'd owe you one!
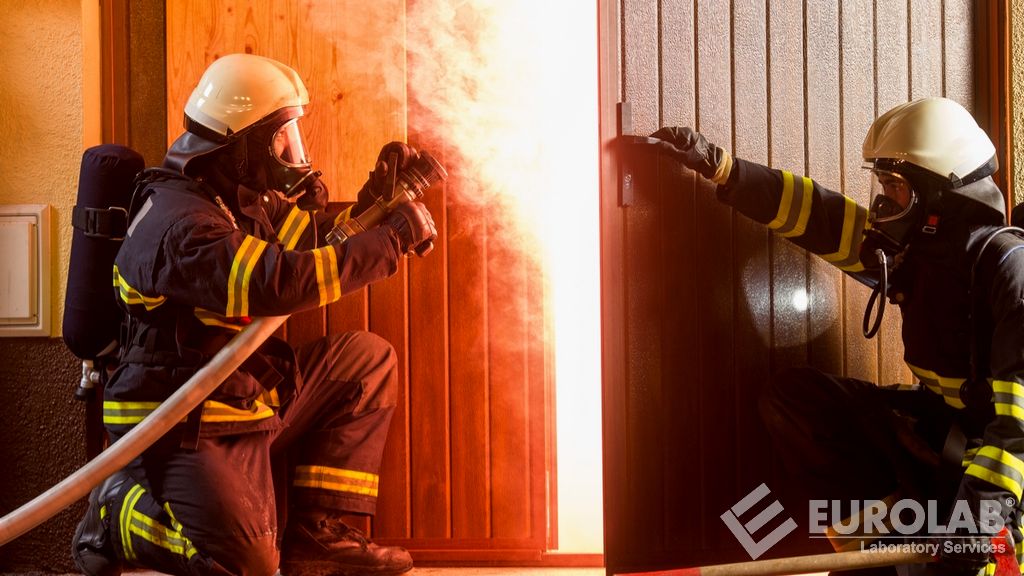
[650,126,876,288]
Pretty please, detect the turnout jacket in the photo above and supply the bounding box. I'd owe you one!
[105,172,401,438]
[720,158,1024,523]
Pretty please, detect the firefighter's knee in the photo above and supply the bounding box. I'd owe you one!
[759,366,822,431]
[203,532,279,576]
[765,366,828,404]
[331,331,398,411]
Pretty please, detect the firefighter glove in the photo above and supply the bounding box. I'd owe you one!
[929,533,995,575]
[385,201,437,257]
[651,127,734,185]
[355,142,419,216]
[296,174,329,211]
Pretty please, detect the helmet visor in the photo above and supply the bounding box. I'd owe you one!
[867,168,917,223]
[271,118,311,167]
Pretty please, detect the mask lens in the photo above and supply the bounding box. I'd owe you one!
[868,169,916,223]
[272,119,311,167]
[869,194,907,220]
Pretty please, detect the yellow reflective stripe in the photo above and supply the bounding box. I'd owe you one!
[820,197,868,272]
[194,308,244,331]
[966,445,1024,499]
[103,401,163,425]
[201,400,275,423]
[226,235,268,317]
[780,176,814,238]
[963,446,980,468]
[120,484,146,562]
[260,387,281,408]
[768,171,814,239]
[293,465,380,497]
[907,363,966,409]
[129,511,196,558]
[163,503,198,559]
[104,400,273,425]
[277,206,311,251]
[976,446,1024,478]
[334,206,354,227]
[113,265,166,310]
[768,171,796,230]
[994,380,1024,397]
[995,403,1024,421]
[993,380,1024,421]
[312,246,341,306]
[967,464,1021,498]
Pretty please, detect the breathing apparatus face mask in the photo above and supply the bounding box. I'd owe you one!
[267,118,320,197]
[864,167,923,259]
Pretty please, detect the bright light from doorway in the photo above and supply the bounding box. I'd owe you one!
[537,1,603,554]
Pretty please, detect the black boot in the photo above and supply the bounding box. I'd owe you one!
[72,471,131,576]
[281,512,412,576]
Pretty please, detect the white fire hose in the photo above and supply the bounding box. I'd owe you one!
[0,315,287,546]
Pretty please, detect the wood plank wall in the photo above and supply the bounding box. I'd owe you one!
[602,0,982,572]
[166,1,549,560]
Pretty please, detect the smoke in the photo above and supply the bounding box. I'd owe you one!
[404,1,552,247]
[400,1,603,552]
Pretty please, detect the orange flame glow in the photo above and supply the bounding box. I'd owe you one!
[406,1,603,552]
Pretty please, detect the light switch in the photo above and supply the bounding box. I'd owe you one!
[0,205,50,336]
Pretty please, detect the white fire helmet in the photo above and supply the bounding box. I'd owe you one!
[859,97,999,257]
[184,53,309,138]
[166,54,318,195]
[862,97,996,186]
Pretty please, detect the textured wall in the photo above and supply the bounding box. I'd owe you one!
[0,339,86,571]
[0,0,83,335]
[0,0,89,571]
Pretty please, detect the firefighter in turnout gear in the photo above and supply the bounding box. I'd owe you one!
[71,54,437,576]
[653,98,1024,575]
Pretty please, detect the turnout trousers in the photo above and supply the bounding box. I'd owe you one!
[759,366,957,576]
[101,331,398,576]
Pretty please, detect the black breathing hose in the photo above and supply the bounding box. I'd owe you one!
[863,249,888,339]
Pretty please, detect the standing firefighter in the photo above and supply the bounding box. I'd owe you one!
[72,54,438,576]
[653,98,1024,575]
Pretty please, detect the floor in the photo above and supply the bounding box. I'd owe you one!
[418,564,832,576]
[1,567,831,576]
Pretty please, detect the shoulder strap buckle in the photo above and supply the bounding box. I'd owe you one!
[72,205,129,240]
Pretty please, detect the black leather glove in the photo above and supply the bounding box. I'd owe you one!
[931,533,995,575]
[295,174,329,211]
[354,142,419,216]
[385,201,437,256]
[650,127,734,185]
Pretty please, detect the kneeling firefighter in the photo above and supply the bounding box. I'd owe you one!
[652,98,1024,575]
[72,53,442,576]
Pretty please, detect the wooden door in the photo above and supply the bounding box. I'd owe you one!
[599,1,1008,573]
[166,1,551,562]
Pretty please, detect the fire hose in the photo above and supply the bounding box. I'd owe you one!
[617,527,1020,576]
[0,149,446,547]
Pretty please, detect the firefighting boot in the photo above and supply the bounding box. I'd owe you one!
[281,512,413,576]
[71,471,131,576]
